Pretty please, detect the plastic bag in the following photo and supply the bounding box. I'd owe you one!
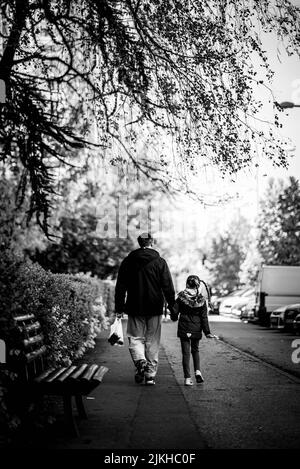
[108,317,124,346]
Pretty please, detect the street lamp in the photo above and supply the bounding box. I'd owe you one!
[278,101,300,109]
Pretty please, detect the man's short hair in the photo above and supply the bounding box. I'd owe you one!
[137,233,154,248]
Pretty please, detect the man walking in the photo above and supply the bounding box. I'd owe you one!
[115,233,175,385]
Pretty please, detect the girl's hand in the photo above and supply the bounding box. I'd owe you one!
[206,333,219,339]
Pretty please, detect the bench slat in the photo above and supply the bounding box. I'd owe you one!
[44,367,67,383]
[24,334,44,347]
[91,366,109,383]
[80,364,99,381]
[14,314,35,322]
[56,365,78,382]
[34,368,56,383]
[25,322,41,333]
[66,364,88,381]
[25,345,47,362]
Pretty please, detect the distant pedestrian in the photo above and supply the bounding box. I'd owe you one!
[115,233,175,385]
[171,275,218,386]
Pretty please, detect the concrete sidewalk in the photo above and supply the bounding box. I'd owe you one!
[9,318,300,449]
[23,319,206,450]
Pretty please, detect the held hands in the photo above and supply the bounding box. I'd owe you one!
[206,333,219,339]
[168,305,178,322]
[169,309,178,322]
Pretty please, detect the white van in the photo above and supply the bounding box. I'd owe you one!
[253,265,300,324]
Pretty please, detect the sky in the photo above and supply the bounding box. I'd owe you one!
[94,4,300,251]
[257,30,300,180]
[157,10,300,249]
[190,17,300,230]
[65,2,300,252]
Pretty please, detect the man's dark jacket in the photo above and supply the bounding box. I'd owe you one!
[115,248,175,316]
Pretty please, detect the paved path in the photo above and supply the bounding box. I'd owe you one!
[10,318,300,449]
[22,319,206,450]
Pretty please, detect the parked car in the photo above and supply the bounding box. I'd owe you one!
[217,289,246,316]
[210,295,222,314]
[285,305,300,330]
[240,298,256,321]
[293,314,300,334]
[270,304,300,330]
[269,306,287,330]
[219,288,255,317]
[231,294,257,319]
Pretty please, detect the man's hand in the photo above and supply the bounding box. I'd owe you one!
[206,333,219,339]
[168,306,177,322]
[169,310,178,322]
[109,312,123,325]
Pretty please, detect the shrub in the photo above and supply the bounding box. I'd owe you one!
[0,249,115,440]
[1,250,114,363]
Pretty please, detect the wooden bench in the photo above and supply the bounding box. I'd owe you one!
[9,313,109,436]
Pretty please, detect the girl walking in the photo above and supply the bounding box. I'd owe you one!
[171,275,218,386]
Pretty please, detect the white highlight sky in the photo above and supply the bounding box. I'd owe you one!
[97,4,300,250]
[176,13,300,237]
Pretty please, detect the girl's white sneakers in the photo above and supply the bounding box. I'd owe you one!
[184,378,194,386]
[195,370,204,383]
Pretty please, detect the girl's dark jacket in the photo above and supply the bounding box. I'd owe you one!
[171,288,211,339]
[115,248,175,316]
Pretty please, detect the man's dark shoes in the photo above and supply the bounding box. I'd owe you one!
[135,359,147,384]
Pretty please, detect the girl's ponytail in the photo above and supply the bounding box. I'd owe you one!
[200,279,211,303]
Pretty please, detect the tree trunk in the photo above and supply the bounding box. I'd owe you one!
[0,0,29,81]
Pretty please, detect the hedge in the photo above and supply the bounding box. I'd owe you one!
[0,249,115,441]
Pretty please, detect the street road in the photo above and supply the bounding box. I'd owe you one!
[209,315,300,378]
[162,316,300,449]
